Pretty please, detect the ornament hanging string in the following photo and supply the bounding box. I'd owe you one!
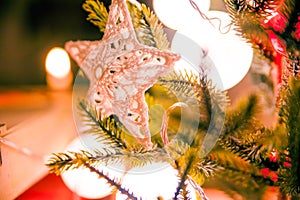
[189,0,232,34]
[0,124,46,166]
[0,137,45,163]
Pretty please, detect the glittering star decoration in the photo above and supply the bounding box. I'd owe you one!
[65,0,180,149]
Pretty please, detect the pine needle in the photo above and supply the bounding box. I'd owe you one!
[279,77,300,195]
[46,150,95,175]
[174,154,196,200]
[140,4,170,50]
[46,146,172,175]
[82,0,108,32]
[84,162,138,200]
[47,150,139,199]
[126,2,170,49]
[223,94,259,138]
[78,100,127,150]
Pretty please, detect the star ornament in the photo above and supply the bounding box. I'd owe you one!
[65,0,180,149]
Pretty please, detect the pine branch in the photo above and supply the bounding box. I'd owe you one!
[223,94,259,138]
[278,0,300,52]
[183,158,221,194]
[159,70,227,131]
[78,100,127,150]
[221,135,267,165]
[196,159,220,178]
[82,0,108,32]
[158,70,227,159]
[174,180,192,200]
[46,146,172,175]
[219,126,289,172]
[158,70,199,101]
[164,139,189,160]
[126,2,170,49]
[204,169,268,200]
[127,2,157,48]
[83,162,138,200]
[279,77,300,196]
[83,0,170,50]
[207,148,260,176]
[115,146,171,168]
[204,148,270,199]
[46,150,97,175]
[224,0,279,60]
[140,4,170,50]
[47,150,139,199]
[174,154,196,200]
[225,0,278,16]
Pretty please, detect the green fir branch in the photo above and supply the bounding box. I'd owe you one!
[46,147,173,175]
[225,0,278,16]
[204,169,268,200]
[174,181,192,200]
[46,150,97,175]
[174,154,196,200]
[223,94,259,138]
[127,2,157,48]
[205,148,270,199]
[275,0,300,56]
[219,126,288,170]
[47,150,139,199]
[159,70,227,131]
[224,0,279,60]
[83,0,170,50]
[158,70,199,101]
[82,0,108,32]
[164,140,190,160]
[140,4,170,50]
[78,100,127,149]
[279,77,300,196]
[184,158,221,191]
[207,148,259,176]
[126,2,170,49]
[221,135,267,165]
[84,162,138,200]
[115,146,171,168]
[196,159,220,178]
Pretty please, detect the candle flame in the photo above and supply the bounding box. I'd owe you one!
[45,47,71,78]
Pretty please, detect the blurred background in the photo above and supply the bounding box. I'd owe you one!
[0,0,225,86]
[0,0,104,86]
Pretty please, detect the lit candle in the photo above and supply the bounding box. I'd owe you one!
[45,47,73,90]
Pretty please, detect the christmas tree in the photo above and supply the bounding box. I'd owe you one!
[47,0,300,199]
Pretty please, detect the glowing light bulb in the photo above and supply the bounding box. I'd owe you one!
[116,162,196,200]
[45,47,73,90]
[173,11,253,90]
[153,0,210,30]
[171,32,224,90]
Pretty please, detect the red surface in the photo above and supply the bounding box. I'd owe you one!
[16,174,115,200]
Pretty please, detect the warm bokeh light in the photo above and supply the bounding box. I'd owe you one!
[172,11,253,90]
[61,137,114,199]
[45,47,71,78]
[171,32,224,90]
[153,0,210,30]
[116,163,196,199]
